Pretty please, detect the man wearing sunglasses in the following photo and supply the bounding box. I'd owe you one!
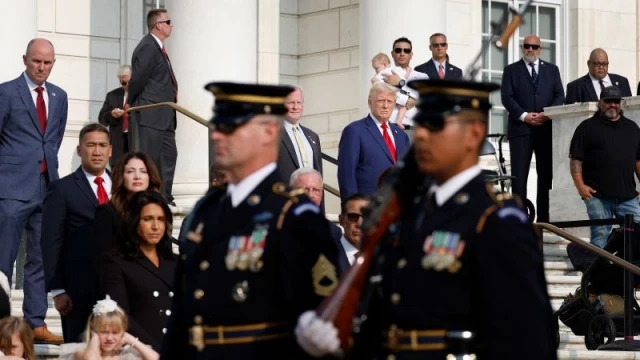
[295,79,556,359]
[501,34,565,223]
[565,48,632,104]
[129,8,178,206]
[163,82,340,359]
[338,193,369,267]
[415,33,463,81]
[98,65,132,166]
[569,86,640,249]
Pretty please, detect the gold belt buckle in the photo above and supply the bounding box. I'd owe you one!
[189,324,205,352]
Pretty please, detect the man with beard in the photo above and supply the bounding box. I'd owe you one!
[569,86,640,249]
[501,34,564,223]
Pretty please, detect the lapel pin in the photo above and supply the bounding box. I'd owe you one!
[616,81,619,85]
[51,92,56,97]
[449,67,453,71]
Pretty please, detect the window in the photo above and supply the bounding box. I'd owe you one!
[143,0,166,34]
[481,0,561,134]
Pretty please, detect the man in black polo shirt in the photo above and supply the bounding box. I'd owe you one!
[569,86,640,248]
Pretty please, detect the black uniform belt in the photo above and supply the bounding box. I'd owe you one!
[384,327,477,354]
[189,322,290,351]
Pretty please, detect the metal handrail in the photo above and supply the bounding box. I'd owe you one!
[534,222,640,276]
[126,101,342,199]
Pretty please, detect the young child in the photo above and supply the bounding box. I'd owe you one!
[58,296,159,360]
[370,53,407,129]
[0,317,35,360]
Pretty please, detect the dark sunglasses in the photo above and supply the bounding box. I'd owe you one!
[431,42,447,48]
[156,20,172,26]
[120,81,128,86]
[346,213,363,222]
[394,48,412,54]
[523,44,540,50]
[603,99,622,104]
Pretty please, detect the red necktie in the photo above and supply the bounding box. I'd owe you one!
[94,177,109,205]
[122,95,128,132]
[438,64,445,79]
[35,86,48,173]
[161,47,178,101]
[381,123,397,163]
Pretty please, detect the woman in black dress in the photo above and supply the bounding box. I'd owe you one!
[101,190,178,351]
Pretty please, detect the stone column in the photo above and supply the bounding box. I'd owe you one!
[164,0,259,209]
[0,1,37,81]
[359,0,446,112]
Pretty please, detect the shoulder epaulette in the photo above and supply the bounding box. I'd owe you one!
[476,184,527,233]
[272,182,313,230]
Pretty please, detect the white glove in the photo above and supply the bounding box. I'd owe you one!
[295,310,341,357]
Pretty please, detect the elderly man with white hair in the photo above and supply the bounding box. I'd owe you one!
[98,64,132,166]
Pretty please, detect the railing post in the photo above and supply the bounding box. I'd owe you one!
[624,213,635,340]
[129,110,141,152]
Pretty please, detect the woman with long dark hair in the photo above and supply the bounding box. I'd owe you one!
[101,190,177,351]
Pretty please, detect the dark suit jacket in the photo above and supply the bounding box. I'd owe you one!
[329,222,349,275]
[98,87,126,165]
[278,124,323,181]
[129,34,177,131]
[91,203,121,271]
[501,59,564,139]
[565,73,632,104]
[338,116,410,201]
[0,74,68,201]
[414,59,463,80]
[102,251,177,351]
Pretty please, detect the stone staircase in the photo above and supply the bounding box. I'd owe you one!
[10,220,640,358]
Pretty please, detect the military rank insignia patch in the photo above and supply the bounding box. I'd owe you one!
[422,231,466,274]
[496,206,528,223]
[312,254,338,296]
[225,225,268,272]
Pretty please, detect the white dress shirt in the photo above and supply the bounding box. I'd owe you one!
[432,59,447,75]
[340,235,359,265]
[23,72,49,114]
[519,58,540,122]
[589,73,612,100]
[226,163,277,207]
[429,165,482,207]
[50,169,112,297]
[150,33,164,48]
[283,120,315,169]
[369,113,396,148]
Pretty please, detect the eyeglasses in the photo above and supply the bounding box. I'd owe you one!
[523,44,541,50]
[603,99,621,104]
[156,20,172,26]
[431,42,447,48]
[346,213,363,222]
[120,81,128,86]
[394,48,412,54]
[589,61,609,68]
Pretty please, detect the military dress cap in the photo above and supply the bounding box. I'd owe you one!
[408,79,500,131]
[600,86,623,101]
[205,82,295,132]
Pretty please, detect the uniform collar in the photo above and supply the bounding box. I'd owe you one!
[429,165,482,206]
[226,163,277,207]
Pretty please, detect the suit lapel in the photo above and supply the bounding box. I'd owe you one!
[301,126,321,168]
[17,77,42,135]
[365,117,393,163]
[519,60,535,86]
[45,84,58,136]
[136,256,174,289]
[390,124,405,156]
[280,129,300,168]
[74,167,99,207]
[424,59,438,79]
[581,75,598,102]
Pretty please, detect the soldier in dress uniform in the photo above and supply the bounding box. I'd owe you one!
[162,82,340,359]
[295,79,558,360]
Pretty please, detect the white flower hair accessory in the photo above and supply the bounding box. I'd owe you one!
[93,295,124,316]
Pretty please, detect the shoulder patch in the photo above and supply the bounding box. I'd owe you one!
[292,202,321,216]
[495,206,528,223]
[312,254,338,297]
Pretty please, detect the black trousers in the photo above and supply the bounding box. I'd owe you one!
[509,125,553,222]
[139,125,177,202]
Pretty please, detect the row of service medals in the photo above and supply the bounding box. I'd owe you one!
[225,225,269,272]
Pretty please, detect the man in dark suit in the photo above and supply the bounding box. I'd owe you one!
[41,123,112,343]
[337,194,370,270]
[0,38,67,343]
[278,87,322,182]
[565,48,632,104]
[338,82,411,202]
[163,82,339,359]
[99,65,131,166]
[501,34,564,223]
[129,8,178,205]
[415,33,463,80]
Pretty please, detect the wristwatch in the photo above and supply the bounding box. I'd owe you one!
[398,79,406,88]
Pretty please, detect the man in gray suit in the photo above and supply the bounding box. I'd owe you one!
[0,38,66,343]
[129,8,178,205]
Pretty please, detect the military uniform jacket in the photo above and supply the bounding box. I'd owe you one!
[162,170,339,360]
[353,174,557,360]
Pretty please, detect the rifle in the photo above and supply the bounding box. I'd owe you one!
[316,0,535,355]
